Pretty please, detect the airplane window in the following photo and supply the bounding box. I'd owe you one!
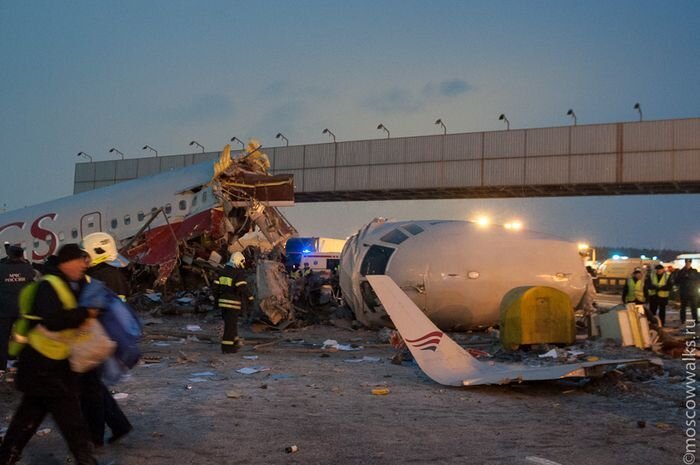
[202,191,208,202]
[124,215,131,226]
[33,240,40,249]
[360,245,395,276]
[71,228,78,239]
[179,200,187,211]
[192,195,198,207]
[45,235,52,244]
[151,207,157,213]
[402,223,424,235]
[165,203,172,214]
[111,218,118,229]
[88,222,94,228]
[137,211,145,222]
[58,232,65,241]
[380,229,409,245]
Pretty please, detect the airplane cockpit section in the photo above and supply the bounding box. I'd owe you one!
[340,218,590,331]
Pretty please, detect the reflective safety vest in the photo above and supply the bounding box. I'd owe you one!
[9,274,78,360]
[649,272,670,298]
[214,272,252,311]
[625,278,645,303]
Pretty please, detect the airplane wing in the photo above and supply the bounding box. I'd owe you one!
[366,275,649,387]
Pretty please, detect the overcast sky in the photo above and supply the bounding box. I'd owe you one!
[1,1,698,251]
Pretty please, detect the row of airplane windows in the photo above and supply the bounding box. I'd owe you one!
[23,190,211,251]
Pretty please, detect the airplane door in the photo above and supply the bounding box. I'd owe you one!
[80,212,102,238]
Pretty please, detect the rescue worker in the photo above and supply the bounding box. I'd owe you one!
[213,252,253,353]
[622,268,647,306]
[79,232,133,447]
[0,244,98,465]
[646,264,672,326]
[675,259,700,323]
[0,245,35,376]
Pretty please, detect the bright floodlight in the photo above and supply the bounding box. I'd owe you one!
[577,242,590,250]
[510,221,523,231]
[476,216,490,228]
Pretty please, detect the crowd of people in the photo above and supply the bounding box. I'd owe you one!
[621,258,700,326]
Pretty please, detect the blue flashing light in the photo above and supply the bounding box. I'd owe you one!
[302,249,312,254]
[612,254,621,260]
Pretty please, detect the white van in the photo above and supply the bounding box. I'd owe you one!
[596,258,662,290]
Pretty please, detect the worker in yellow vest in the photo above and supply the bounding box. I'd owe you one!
[622,268,647,306]
[0,244,98,465]
[646,264,672,326]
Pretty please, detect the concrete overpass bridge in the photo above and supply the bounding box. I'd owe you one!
[75,117,700,201]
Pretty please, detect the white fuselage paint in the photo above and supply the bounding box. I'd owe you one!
[340,220,589,330]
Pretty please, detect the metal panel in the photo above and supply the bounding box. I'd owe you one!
[441,160,481,187]
[336,166,370,191]
[404,162,442,188]
[265,147,275,171]
[674,119,700,150]
[94,161,116,182]
[337,140,371,166]
[484,130,525,158]
[623,121,673,152]
[75,163,96,183]
[483,158,524,186]
[444,132,482,160]
[370,138,407,164]
[74,181,95,194]
[115,160,138,180]
[525,156,569,185]
[369,164,405,189]
[137,158,161,177]
[193,152,219,164]
[279,169,303,192]
[94,180,115,189]
[274,146,305,170]
[571,124,617,154]
[403,135,443,163]
[673,150,700,181]
[305,143,336,168]
[303,168,335,192]
[622,152,674,182]
[160,155,185,171]
[526,127,569,157]
[570,154,616,184]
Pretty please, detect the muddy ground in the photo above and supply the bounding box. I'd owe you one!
[0,313,691,465]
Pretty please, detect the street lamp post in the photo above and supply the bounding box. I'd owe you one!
[189,140,205,153]
[498,114,510,130]
[77,151,93,162]
[230,137,245,149]
[434,118,447,135]
[376,123,390,138]
[566,109,577,126]
[142,145,158,157]
[108,147,124,160]
[275,133,289,146]
[322,128,336,143]
[634,102,643,122]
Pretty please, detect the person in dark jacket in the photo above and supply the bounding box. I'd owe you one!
[213,252,253,353]
[0,245,35,374]
[675,259,700,323]
[0,244,98,465]
[646,264,672,326]
[80,232,133,447]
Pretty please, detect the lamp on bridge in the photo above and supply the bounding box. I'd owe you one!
[435,118,447,135]
[230,137,245,149]
[566,109,577,126]
[108,147,124,160]
[189,140,205,153]
[275,133,289,147]
[77,151,93,162]
[377,123,390,138]
[498,114,510,130]
[142,145,159,157]
[633,103,643,122]
[322,128,336,143]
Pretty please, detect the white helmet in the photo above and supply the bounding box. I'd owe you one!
[227,251,245,268]
[81,232,128,268]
